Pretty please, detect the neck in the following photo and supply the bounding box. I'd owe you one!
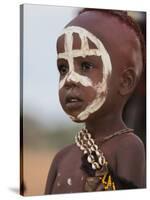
[85,111,127,140]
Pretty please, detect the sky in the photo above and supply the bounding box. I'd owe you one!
[23,4,81,126]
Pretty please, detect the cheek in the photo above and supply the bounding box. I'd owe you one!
[86,66,103,86]
[90,72,103,86]
[83,86,97,104]
[59,89,65,107]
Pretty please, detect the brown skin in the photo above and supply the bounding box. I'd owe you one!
[45,11,145,194]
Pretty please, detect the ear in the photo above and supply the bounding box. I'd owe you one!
[119,68,137,96]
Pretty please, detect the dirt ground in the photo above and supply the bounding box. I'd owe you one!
[23,148,57,196]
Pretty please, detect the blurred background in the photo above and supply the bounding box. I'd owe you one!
[20,4,146,196]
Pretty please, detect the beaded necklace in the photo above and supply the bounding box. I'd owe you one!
[75,127,133,191]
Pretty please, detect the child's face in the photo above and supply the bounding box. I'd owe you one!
[57,26,112,122]
[56,11,142,122]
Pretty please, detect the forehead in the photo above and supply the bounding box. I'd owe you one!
[57,11,138,57]
[57,26,112,77]
[57,28,98,53]
[62,11,141,73]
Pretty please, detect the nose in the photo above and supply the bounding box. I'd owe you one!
[64,71,79,89]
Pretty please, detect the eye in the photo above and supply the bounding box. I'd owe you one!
[58,64,69,76]
[81,62,94,72]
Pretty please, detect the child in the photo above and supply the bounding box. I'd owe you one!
[45,9,146,194]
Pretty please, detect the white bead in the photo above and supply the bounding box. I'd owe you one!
[87,133,91,139]
[84,150,87,154]
[96,150,100,156]
[91,146,95,151]
[92,163,96,170]
[90,138,94,144]
[76,141,80,147]
[92,162,100,170]
[98,155,105,165]
[87,155,94,163]
[87,140,92,146]
[80,146,85,150]
[83,135,88,140]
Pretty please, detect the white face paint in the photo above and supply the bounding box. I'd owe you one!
[58,26,112,121]
[57,172,61,177]
[57,182,61,187]
[67,178,72,186]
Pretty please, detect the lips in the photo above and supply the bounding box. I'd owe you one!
[65,95,83,110]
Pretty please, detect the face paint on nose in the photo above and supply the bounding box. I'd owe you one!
[58,26,112,121]
[59,71,93,89]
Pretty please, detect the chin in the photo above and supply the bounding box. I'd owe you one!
[69,115,86,123]
[72,118,85,123]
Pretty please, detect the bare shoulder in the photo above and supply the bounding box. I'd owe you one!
[116,132,146,188]
[117,132,145,156]
[52,143,76,164]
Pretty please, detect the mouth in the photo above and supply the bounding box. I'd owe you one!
[65,96,83,110]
